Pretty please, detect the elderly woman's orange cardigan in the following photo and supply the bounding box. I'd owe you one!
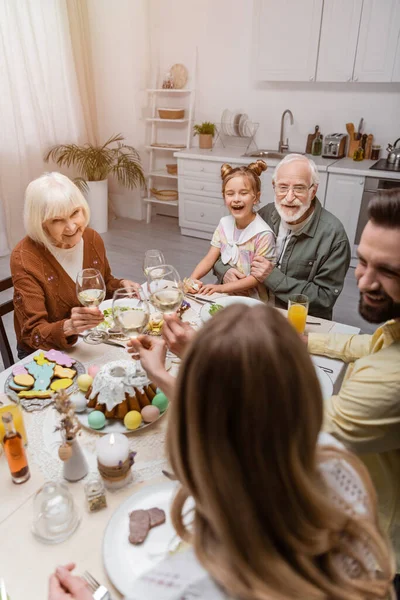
[10,228,123,353]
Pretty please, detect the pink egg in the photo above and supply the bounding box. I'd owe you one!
[141,405,160,423]
[88,365,100,378]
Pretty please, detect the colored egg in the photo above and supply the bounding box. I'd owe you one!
[77,374,93,392]
[88,365,100,378]
[70,391,87,413]
[124,410,142,430]
[152,392,169,413]
[141,405,160,423]
[88,410,106,430]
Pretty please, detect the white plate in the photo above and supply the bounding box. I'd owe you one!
[76,402,168,435]
[103,480,186,597]
[315,367,333,401]
[97,298,144,341]
[200,295,263,323]
[221,109,232,136]
[238,113,248,137]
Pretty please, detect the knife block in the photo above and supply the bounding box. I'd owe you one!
[347,134,373,159]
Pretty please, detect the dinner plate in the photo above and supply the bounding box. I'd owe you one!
[238,113,249,137]
[221,109,232,136]
[103,479,192,596]
[97,298,144,341]
[76,401,169,435]
[200,295,263,323]
[315,367,333,401]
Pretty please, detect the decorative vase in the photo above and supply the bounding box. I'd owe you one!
[199,134,213,150]
[63,438,89,482]
[85,179,108,234]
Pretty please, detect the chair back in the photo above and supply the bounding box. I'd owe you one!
[0,277,14,369]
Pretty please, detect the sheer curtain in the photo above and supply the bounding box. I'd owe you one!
[0,0,93,254]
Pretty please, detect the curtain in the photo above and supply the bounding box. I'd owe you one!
[0,0,92,253]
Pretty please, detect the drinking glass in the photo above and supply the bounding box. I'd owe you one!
[112,288,150,375]
[32,481,80,544]
[143,249,166,277]
[76,268,108,344]
[287,294,309,334]
[147,264,183,315]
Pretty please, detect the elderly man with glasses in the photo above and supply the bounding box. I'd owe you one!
[214,154,351,319]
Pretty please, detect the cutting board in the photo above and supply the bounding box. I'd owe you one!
[305,125,321,154]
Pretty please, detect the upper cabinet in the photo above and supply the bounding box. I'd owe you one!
[253,0,400,82]
[252,0,323,82]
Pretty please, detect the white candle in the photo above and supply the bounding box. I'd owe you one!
[96,433,129,467]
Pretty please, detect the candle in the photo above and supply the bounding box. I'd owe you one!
[96,433,129,467]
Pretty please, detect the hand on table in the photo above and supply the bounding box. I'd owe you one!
[48,564,92,600]
[121,279,142,297]
[162,313,196,358]
[197,283,222,296]
[64,307,104,336]
[187,278,203,293]
[127,335,167,382]
[222,268,246,284]
[250,256,274,282]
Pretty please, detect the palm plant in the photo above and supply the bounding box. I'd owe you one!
[44,134,145,193]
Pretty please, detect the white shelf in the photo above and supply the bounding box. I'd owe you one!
[145,146,187,152]
[144,197,179,207]
[148,170,178,179]
[146,88,193,93]
[146,118,189,123]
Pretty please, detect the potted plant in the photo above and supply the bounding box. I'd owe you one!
[193,122,215,150]
[44,134,145,233]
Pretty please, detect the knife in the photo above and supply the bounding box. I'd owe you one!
[356,117,364,140]
[78,334,126,348]
[185,293,216,305]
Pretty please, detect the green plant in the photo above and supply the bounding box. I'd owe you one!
[193,122,215,136]
[44,134,145,193]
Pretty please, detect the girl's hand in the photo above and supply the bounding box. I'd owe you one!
[48,564,92,600]
[188,279,203,293]
[121,279,142,297]
[198,283,221,296]
[64,307,104,336]
[127,335,167,383]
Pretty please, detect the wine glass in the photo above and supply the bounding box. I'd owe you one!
[112,288,150,375]
[143,249,166,277]
[76,268,108,344]
[147,264,184,315]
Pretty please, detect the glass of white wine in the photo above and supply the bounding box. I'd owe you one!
[76,268,108,344]
[147,264,184,315]
[112,288,150,375]
[143,249,166,277]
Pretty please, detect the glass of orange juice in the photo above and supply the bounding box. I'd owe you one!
[287,294,309,334]
[0,393,28,446]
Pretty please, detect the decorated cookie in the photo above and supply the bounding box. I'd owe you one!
[9,380,31,392]
[13,374,35,388]
[26,361,55,391]
[34,351,50,366]
[54,365,76,379]
[18,389,53,399]
[44,350,75,368]
[50,378,73,391]
[12,365,28,376]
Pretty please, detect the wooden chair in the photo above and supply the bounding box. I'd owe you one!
[0,276,14,369]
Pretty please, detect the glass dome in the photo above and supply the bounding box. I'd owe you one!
[32,480,80,544]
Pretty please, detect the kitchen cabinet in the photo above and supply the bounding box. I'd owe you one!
[324,173,364,258]
[252,0,323,82]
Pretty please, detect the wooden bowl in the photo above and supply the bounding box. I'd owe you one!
[150,188,179,201]
[166,164,178,175]
[158,108,185,120]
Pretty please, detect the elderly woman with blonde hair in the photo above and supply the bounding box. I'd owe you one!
[11,172,140,358]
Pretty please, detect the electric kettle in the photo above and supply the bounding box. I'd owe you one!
[386,138,400,165]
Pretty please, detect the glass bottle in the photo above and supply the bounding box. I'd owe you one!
[2,412,30,484]
[84,476,107,512]
[311,132,322,156]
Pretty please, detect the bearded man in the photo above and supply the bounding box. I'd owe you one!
[308,189,400,581]
[214,154,351,319]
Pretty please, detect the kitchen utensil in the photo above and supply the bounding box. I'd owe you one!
[365,134,373,160]
[78,335,126,348]
[386,138,400,165]
[185,293,216,305]
[150,188,179,201]
[305,125,320,154]
[346,122,355,139]
[170,63,188,89]
[361,133,368,152]
[158,108,185,120]
[356,118,364,140]
[82,572,110,600]
[322,133,348,158]
[238,113,249,137]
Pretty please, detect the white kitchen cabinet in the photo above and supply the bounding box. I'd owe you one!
[324,173,364,258]
[353,0,400,82]
[252,0,323,82]
[316,0,363,82]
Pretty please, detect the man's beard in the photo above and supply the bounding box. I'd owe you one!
[275,196,312,224]
[359,291,400,323]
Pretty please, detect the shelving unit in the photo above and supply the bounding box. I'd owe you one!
[144,71,196,224]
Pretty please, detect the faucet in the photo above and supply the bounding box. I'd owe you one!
[278,109,294,153]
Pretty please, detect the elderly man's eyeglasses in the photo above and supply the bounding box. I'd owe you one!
[274,183,314,198]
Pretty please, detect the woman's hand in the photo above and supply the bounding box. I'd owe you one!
[121,279,142,297]
[162,313,196,358]
[187,278,203,293]
[64,307,104,337]
[48,564,92,600]
[127,335,167,382]
[197,283,221,296]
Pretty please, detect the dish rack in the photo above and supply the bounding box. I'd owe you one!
[213,122,259,155]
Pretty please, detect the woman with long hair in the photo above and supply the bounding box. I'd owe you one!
[49,305,395,600]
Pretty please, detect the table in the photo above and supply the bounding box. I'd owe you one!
[0,300,359,600]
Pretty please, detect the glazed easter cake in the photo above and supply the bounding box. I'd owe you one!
[85,361,168,431]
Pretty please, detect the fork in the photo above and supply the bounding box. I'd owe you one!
[83,571,110,600]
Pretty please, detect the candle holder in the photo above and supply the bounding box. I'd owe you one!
[96,432,136,490]
[97,452,136,490]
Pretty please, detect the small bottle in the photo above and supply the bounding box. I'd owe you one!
[84,476,107,512]
[371,145,381,161]
[353,145,364,161]
[2,412,30,484]
[311,133,322,156]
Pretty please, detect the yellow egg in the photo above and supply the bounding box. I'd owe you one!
[77,374,93,392]
[124,410,142,430]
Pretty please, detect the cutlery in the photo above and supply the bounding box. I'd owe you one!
[78,334,125,348]
[306,321,321,325]
[317,365,333,374]
[162,469,178,481]
[185,293,216,305]
[356,117,364,140]
[82,571,110,600]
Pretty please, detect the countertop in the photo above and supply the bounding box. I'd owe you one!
[174,147,400,180]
